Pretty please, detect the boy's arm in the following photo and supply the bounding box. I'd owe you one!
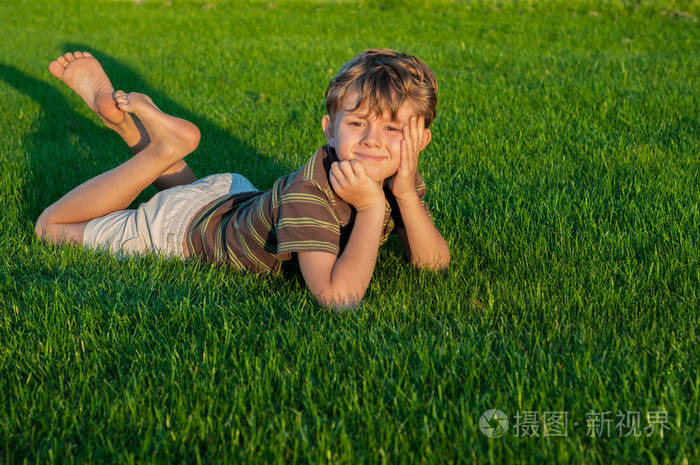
[297,160,386,309]
[394,196,450,270]
[391,116,450,270]
[297,204,384,309]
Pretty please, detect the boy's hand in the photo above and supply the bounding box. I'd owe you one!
[330,160,385,211]
[391,115,425,201]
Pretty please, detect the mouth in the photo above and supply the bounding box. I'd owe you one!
[353,151,386,162]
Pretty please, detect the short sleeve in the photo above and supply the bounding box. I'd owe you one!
[276,181,342,256]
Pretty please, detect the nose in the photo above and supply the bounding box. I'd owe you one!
[360,122,381,148]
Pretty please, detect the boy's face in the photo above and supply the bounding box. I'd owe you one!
[322,90,431,184]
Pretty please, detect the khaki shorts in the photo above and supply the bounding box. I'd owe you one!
[82,173,257,259]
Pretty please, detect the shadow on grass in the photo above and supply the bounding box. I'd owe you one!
[0,44,289,223]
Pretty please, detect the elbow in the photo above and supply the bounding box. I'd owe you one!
[437,250,451,270]
[412,249,450,271]
[312,288,365,312]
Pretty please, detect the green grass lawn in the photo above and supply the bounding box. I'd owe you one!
[1,0,698,463]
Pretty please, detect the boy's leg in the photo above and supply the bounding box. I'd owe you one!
[48,51,197,190]
[35,92,201,245]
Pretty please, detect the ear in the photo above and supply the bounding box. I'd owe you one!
[321,114,336,147]
[419,128,432,152]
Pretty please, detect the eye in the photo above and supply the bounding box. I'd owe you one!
[386,126,400,131]
[349,121,363,127]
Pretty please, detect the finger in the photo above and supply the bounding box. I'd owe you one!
[339,160,356,181]
[402,123,413,157]
[330,167,348,191]
[411,116,420,147]
[417,116,426,148]
[329,170,339,188]
[405,118,416,157]
[398,139,408,172]
[330,162,345,183]
[402,120,410,139]
[350,159,366,178]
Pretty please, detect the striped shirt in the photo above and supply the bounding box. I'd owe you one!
[184,145,428,274]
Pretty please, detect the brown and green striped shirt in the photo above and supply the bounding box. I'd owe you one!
[184,145,428,274]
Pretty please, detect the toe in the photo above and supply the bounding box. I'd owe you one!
[57,56,68,67]
[116,100,131,112]
[48,60,64,78]
[63,52,75,62]
[84,51,93,58]
[74,51,84,58]
[114,90,129,107]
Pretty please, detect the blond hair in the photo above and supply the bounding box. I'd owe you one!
[325,49,438,128]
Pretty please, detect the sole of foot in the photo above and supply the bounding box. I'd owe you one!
[48,51,126,129]
[114,91,200,160]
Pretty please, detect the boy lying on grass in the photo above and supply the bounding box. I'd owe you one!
[35,49,450,308]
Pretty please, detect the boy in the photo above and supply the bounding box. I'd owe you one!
[35,49,450,308]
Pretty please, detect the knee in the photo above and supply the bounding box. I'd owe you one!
[34,209,58,242]
[34,213,49,241]
[34,213,87,246]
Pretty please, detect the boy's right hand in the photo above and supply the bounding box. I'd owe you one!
[329,160,385,211]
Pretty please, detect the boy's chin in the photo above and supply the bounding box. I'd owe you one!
[363,168,391,185]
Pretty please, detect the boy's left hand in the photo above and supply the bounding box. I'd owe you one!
[390,115,426,201]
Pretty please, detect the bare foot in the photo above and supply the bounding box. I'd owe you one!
[114,91,200,161]
[49,51,140,144]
